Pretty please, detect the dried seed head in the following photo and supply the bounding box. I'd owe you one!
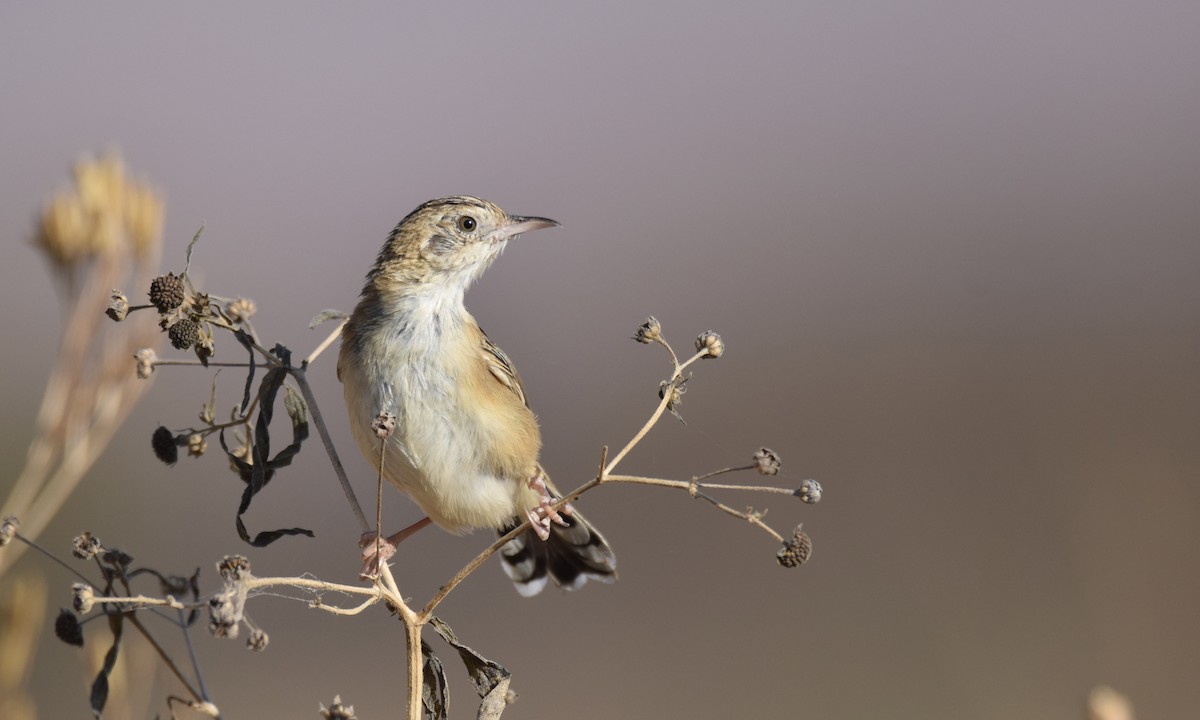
[168,317,200,350]
[372,412,397,439]
[208,589,241,639]
[187,433,208,458]
[633,316,662,344]
[152,426,179,465]
[777,525,813,568]
[247,628,269,652]
[148,272,186,313]
[55,609,84,646]
[796,478,822,504]
[218,555,251,582]
[320,696,357,720]
[106,290,129,321]
[194,332,215,364]
[71,531,102,559]
[71,583,95,614]
[659,376,688,422]
[134,348,157,379]
[189,292,212,318]
[695,330,724,358]
[226,297,256,323]
[753,447,782,476]
[0,515,18,547]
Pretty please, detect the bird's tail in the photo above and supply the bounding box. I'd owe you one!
[498,481,617,596]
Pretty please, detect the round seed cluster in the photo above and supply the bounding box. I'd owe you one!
[149,272,186,312]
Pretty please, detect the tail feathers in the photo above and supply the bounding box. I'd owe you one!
[499,510,617,597]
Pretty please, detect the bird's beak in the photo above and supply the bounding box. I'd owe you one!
[491,214,561,242]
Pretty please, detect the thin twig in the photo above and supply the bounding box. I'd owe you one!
[290,364,369,531]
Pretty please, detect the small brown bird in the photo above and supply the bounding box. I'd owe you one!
[338,196,616,595]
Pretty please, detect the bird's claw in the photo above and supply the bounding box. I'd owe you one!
[527,473,571,541]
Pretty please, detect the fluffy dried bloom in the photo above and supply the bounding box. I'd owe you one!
[71,583,95,614]
[152,425,179,465]
[0,515,18,547]
[226,297,256,323]
[753,447,782,476]
[632,316,662,344]
[37,154,162,266]
[695,330,724,358]
[208,588,242,639]
[135,348,157,379]
[777,525,813,568]
[106,290,129,321]
[320,696,357,720]
[55,609,85,646]
[247,628,269,652]
[796,478,822,504]
[372,412,397,439]
[218,555,251,582]
[148,272,186,313]
[187,433,208,458]
[71,531,102,559]
[168,317,200,350]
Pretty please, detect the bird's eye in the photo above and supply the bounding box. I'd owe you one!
[458,216,477,232]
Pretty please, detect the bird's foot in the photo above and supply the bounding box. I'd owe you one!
[357,517,433,580]
[526,473,572,541]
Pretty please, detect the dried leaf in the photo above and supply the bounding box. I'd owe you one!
[429,617,511,714]
[182,224,205,275]
[90,614,124,718]
[422,640,449,720]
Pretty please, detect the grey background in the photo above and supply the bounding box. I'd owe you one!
[2,2,1199,718]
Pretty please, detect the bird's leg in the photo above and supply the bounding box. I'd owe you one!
[359,516,433,579]
[525,471,571,541]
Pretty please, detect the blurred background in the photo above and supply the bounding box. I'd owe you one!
[2,2,1198,718]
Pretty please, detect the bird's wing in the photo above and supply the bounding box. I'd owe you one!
[480,329,529,407]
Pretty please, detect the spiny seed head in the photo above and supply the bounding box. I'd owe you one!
[148,272,186,312]
[55,609,84,646]
[0,515,18,547]
[152,425,179,465]
[796,478,822,504]
[168,317,199,350]
[106,290,129,321]
[218,555,251,582]
[71,531,102,559]
[754,447,782,475]
[320,696,357,720]
[134,348,157,379]
[633,316,662,344]
[695,330,724,358]
[777,526,813,568]
[71,583,95,614]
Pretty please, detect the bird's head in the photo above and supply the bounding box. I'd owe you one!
[368,196,559,295]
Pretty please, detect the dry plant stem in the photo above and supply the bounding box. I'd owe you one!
[603,348,707,474]
[125,613,205,705]
[153,359,255,369]
[12,534,95,587]
[305,319,347,366]
[289,364,369,531]
[176,607,212,703]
